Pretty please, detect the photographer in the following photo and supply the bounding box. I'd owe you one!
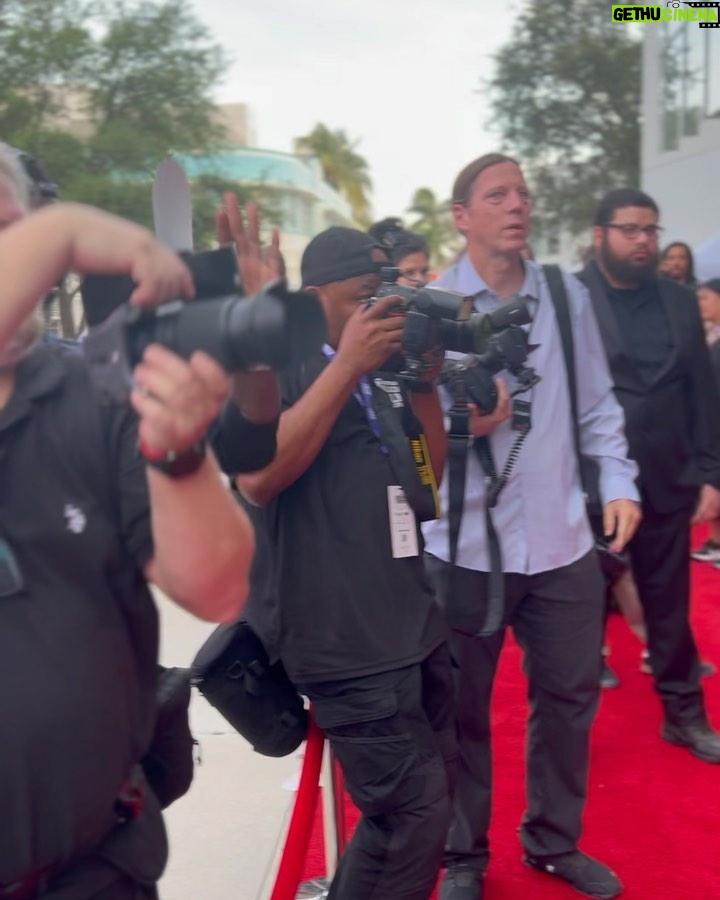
[216,226,456,900]
[369,217,432,287]
[0,150,254,898]
[422,154,641,900]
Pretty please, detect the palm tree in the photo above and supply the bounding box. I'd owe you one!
[296,123,372,226]
[406,187,459,266]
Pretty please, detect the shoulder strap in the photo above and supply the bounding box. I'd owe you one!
[447,405,472,567]
[543,264,585,493]
[446,407,507,636]
[369,374,440,522]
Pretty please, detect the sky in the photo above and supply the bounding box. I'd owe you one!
[188,0,518,220]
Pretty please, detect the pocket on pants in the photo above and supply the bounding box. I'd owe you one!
[310,687,428,816]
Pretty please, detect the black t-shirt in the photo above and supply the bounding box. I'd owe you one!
[0,343,161,882]
[233,354,448,685]
[606,281,674,385]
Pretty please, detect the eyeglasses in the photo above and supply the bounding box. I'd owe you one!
[0,537,24,598]
[604,223,664,240]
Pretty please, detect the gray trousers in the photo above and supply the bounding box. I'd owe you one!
[425,550,605,873]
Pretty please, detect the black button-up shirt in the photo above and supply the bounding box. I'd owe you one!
[606,281,674,385]
[0,342,162,883]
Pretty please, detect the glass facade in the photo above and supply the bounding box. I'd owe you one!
[659,24,719,150]
[708,36,720,118]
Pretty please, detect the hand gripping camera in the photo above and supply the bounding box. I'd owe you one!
[82,246,327,403]
[369,267,535,379]
[439,324,541,415]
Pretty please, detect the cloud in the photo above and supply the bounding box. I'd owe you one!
[190,0,514,217]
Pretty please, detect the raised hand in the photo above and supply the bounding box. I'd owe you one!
[216,194,283,296]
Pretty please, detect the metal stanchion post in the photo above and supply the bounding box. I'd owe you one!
[323,743,348,874]
[295,878,330,899]
[295,740,347,899]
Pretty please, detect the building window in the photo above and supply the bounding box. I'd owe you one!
[683,27,704,136]
[659,22,709,150]
[708,36,720,118]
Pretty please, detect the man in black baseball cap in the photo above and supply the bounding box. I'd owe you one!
[300,225,390,349]
[230,225,455,899]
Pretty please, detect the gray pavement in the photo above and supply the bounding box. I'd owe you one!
[156,594,308,900]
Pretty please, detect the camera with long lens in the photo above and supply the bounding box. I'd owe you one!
[369,267,535,378]
[81,246,327,403]
[440,326,541,415]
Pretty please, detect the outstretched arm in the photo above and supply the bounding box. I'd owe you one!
[0,202,193,352]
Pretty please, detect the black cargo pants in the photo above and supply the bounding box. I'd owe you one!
[298,642,457,900]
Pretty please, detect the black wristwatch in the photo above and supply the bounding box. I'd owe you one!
[140,439,208,479]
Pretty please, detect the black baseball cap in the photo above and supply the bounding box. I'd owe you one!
[301,226,386,287]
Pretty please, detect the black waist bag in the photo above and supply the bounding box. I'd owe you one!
[190,620,308,758]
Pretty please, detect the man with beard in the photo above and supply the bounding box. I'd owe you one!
[423,154,641,900]
[578,188,720,763]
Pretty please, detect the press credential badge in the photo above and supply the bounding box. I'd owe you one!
[387,486,419,558]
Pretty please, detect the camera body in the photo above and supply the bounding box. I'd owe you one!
[440,326,541,415]
[82,246,327,403]
[368,267,535,379]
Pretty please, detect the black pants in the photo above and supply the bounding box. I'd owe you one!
[298,643,457,900]
[425,550,604,874]
[45,792,166,900]
[628,506,705,724]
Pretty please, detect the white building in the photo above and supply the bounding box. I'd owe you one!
[642,21,720,248]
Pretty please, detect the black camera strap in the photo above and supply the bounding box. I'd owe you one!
[447,401,531,636]
[370,374,441,523]
[543,264,601,510]
[543,265,583,492]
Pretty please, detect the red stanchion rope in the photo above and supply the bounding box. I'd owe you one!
[270,714,325,900]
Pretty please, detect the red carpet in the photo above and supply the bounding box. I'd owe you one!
[299,530,720,899]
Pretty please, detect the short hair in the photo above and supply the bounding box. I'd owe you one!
[594,188,659,226]
[368,218,428,265]
[699,278,720,295]
[0,143,33,211]
[451,153,520,205]
[661,241,696,282]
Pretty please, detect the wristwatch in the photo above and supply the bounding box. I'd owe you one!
[139,438,207,479]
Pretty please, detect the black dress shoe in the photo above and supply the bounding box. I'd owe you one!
[439,866,484,900]
[600,659,620,689]
[662,720,720,763]
[524,850,623,899]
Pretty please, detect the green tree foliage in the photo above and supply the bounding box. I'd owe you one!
[405,187,459,267]
[487,0,641,238]
[0,0,253,245]
[296,123,373,226]
[88,0,227,170]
